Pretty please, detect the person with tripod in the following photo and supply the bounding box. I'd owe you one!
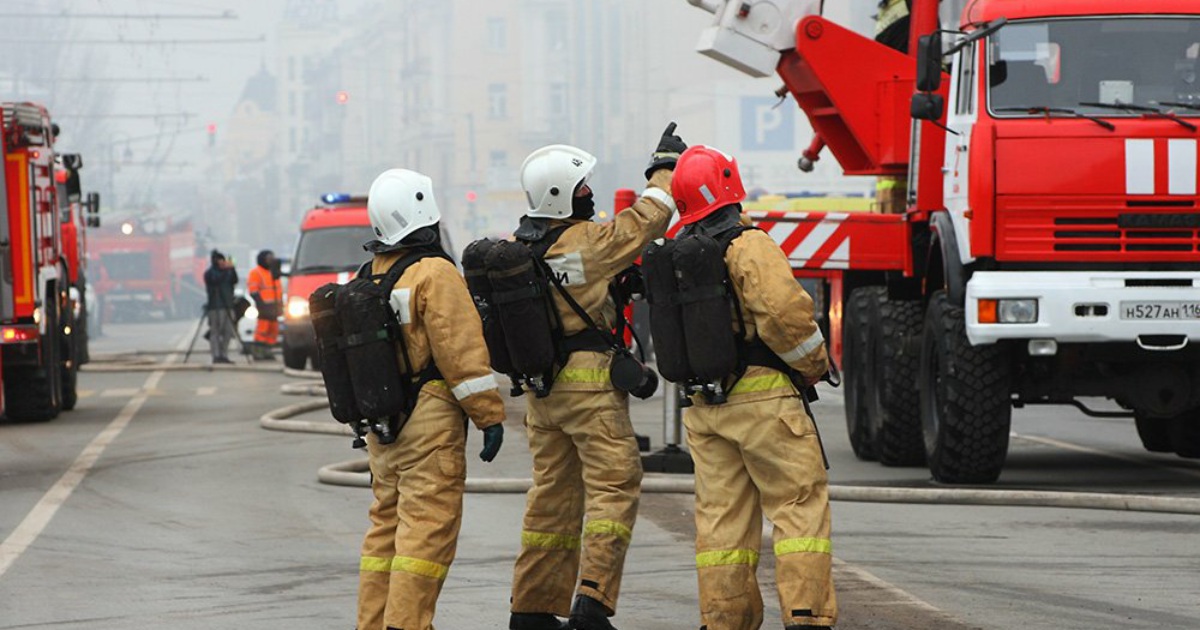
[204,250,239,364]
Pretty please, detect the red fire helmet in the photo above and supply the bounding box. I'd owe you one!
[671,145,746,225]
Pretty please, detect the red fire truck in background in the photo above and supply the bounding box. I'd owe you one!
[0,102,78,421]
[684,0,1200,483]
[55,153,101,387]
[89,216,205,323]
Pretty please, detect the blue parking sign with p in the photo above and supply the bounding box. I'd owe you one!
[741,96,794,151]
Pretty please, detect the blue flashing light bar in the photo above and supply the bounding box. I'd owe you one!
[322,192,352,204]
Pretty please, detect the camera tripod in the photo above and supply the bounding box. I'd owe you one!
[182,305,249,364]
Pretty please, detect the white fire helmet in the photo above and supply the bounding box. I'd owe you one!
[520,144,597,219]
[367,168,441,246]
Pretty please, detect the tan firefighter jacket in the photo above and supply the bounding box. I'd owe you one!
[370,252,505,429]
[534,168,676,392]
[718,225,829,403]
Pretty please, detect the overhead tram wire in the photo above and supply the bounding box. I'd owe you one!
[0,11,237,20]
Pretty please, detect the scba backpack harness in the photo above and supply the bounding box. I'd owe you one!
[644,225,814,404]
[309,250,451,447]
[463,226,657,399]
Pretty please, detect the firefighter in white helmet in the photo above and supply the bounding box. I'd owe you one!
[507,125,686,630]
[356,169,507,630]
[670,146,837,630]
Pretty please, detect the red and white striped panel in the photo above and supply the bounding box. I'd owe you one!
[750,211,853,269]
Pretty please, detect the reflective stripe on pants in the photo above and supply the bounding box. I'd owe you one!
[357,392,467,630]
[685,395,837,630]
[511,388,642,617]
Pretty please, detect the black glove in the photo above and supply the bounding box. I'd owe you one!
[480,424,504,462]
[644,122,687,179]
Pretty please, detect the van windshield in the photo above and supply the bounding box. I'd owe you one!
[989,17,1200,116]
[292,226,374,274]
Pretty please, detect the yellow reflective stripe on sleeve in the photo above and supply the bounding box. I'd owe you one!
[522,531,582,550]
[774,537,833,556]
[555,368,610,385]
[360,556,391,573]
[729,373,794,396]
[583,519,632,543]
[391,555,450,580]
[696,549,760,568]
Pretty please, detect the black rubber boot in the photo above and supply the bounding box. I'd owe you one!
[569,595,617,630]
[509,612,568,630]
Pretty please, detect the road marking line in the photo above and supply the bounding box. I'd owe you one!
[832,557,952,616]
[100,387,140,397]
[196,386,217,396]
[0,329,188,579]
[78,389,96,399]
[1011,432,1200,480]
[0,368,165,579]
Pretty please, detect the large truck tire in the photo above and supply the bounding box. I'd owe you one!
[282,341,308,370]
[919,290,1012,484]
[1134,414,1173,453]
[1169,411,1200,459]
[843,286,880,461]
[871,296,926,466]
[5,287,63,422]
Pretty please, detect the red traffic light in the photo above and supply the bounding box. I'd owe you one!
[206,122,217,134]
[465,190,478,203]
[336,91,350,105]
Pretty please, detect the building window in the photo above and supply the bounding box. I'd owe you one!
[289,128,296,153]
[288,91,296,116]
[546,12,567,52]
[288,56,296,81]
[490,150,508,167]
[549,82,567,117]
[487,17,506,51]
[488,83,507,119]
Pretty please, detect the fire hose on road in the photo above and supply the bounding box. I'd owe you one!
[260,376,1200,516]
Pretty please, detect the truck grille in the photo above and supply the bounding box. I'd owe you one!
[1052,216,1200,253]
[997,201,1200,262]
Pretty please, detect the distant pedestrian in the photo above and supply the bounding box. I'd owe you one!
[204,250,238,364]
[247,249,282,360]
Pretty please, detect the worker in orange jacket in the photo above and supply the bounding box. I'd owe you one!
[247,249,283,360]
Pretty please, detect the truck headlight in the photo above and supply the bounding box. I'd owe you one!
[979,298,1038,324]
[287,296,310,319]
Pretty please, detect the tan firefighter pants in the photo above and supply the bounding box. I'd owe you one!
[510,388,643,617]
[357,387,467,630]
[684,394,837,630]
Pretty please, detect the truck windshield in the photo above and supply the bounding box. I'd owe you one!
[989,18,1200,117]
[292,226,374,274]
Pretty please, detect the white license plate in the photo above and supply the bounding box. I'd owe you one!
[1120,301,1200,320]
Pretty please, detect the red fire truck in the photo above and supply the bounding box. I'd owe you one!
[1,102,75,421]
[685,0,1200,482]
[89,216,204,323]
[55,153,100,403]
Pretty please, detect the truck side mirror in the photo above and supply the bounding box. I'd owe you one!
[916,33,943,92]
[85,192,101,228]
[911,93,945,121]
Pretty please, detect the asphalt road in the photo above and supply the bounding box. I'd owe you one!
[1,319,1198,629]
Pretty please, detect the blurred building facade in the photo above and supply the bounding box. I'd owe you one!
[219,0,884,252]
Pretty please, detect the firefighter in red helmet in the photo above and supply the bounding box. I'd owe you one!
[671,145,837,630]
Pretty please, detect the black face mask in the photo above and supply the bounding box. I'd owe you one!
[571,191,595,220]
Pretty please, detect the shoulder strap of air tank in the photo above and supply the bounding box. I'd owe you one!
[378,251,453,294]
[522,224,573,260]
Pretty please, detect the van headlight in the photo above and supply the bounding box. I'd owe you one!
[287,296,310,319]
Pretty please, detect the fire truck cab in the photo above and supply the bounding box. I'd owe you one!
[685,0,1200,482]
